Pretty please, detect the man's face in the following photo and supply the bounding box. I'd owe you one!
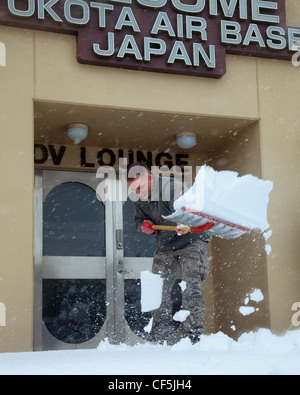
[128,173,153,200]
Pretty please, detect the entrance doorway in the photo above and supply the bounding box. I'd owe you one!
[34,170,162,350]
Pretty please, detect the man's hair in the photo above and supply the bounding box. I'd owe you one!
[127,161,150,181]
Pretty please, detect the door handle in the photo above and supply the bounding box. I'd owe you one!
[116,229,123,250]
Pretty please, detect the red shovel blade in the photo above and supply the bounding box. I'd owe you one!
[189,222,215,233]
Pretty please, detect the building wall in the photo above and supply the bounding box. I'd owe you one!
[211,122,271,338]
[0,27,35,352]
[0,0,299,352]
[258,58,300,333]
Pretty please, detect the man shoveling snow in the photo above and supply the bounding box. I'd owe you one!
[127,162,211,345]
[127,162,273,346]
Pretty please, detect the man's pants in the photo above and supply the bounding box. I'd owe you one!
[151,240,210,345]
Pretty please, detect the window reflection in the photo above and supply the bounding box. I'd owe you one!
[43,182,105,257]
[43,279,106,344]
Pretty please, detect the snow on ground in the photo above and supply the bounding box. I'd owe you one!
[0,329,300,375]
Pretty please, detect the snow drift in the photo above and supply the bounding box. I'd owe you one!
[0,329,299,375]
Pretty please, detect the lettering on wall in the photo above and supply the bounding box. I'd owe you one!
[0,1,299,78]
[34,143,190,170]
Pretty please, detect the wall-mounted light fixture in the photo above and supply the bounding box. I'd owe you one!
[176,132,197,149]
[67,123,88,144]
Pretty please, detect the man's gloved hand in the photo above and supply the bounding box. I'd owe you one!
[141,220,156,234]
[176,224,188,235]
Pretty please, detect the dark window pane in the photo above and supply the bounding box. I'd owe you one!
[124,279,152,339]
[43,182,105,257]
[43,279,106,344]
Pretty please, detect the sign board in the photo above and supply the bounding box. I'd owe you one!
[1,1,299,78]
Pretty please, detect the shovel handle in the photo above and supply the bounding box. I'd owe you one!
[142,221,178,232]
[152,224,190,232]
[142,220,214,234]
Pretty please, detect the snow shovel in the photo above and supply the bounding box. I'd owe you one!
[164,207,252,239]
[142,220,215,234]
[162,165,272,240]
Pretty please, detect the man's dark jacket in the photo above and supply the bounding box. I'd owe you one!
[132,173,211,252]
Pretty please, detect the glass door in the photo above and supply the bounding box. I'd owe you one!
[34,170,158,350]
[34,170,109,350]
[121,198,157,343]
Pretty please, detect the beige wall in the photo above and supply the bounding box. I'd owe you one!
[258,59,300,333]
[0,28,34,352]
[34,32,259,118]
[0,0,299,352]
[210,122,271,338]
[259,0,300,332]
